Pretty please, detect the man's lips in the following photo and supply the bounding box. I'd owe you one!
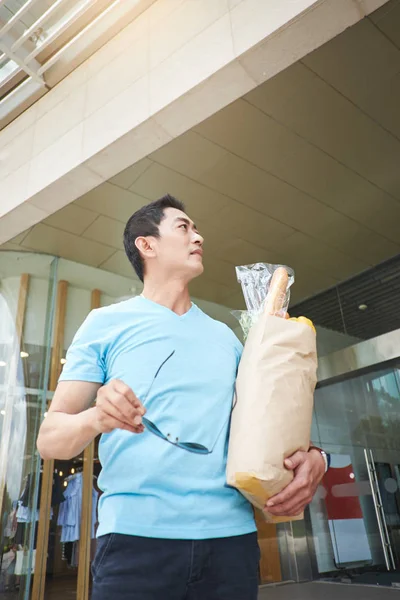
[191,249,203,257]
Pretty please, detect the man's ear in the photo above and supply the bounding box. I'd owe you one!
[135,236,156,258]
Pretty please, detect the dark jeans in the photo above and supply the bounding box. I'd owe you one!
[91,532,260,600]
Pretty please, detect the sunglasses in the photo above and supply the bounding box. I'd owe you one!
[141,350,212,455]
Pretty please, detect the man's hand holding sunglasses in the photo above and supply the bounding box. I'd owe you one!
[94,379,146,435]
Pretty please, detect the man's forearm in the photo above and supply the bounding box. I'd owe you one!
[37,407,100,460]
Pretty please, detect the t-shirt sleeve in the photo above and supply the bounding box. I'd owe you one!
[233,335,243,368]
[58,310,106,384]
[225,326,243,368]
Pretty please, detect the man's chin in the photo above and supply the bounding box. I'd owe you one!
[187,263,204,282]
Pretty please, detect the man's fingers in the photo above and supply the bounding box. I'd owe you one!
[267,497,309,516]
[98,399,144,433]
[267,476,307,508]
[266,492,312,516]
[102,414,143,435]
[96,380,147,433]
[108,392,143,425]
[113,380,146,414]
[267,483,313,514]
[120,422,144,434]
[265,452,319,514]
[109,417,143,435]
[285,450,307,470]
[268,504,307,517]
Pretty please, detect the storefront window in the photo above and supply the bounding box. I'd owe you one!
[308,366,400,584]
[0,252,57,599]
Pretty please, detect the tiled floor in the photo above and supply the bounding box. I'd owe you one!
[0,575,77,599]
[3,580,400,599]
[258,582,400,600]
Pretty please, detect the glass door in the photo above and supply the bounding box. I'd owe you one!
[0,252,58,600]
[307,364,400,586]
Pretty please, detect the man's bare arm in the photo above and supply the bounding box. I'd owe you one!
[37,379,146,461]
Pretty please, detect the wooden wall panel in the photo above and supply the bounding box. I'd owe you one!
[255,510,282,584]
[32,281,68,600]
[77,289,101,600]
[15,273,30,341]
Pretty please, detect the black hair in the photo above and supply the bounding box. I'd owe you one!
[123,194,185,282]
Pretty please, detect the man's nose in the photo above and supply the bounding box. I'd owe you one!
[193,231,204,246]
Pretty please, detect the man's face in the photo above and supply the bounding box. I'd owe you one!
[150,207,204,281]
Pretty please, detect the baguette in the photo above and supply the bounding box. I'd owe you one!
[264,267,289,316]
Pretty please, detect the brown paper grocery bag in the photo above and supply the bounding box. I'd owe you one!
[227,312,317,523]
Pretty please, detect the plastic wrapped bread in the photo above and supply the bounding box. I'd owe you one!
[227,263,317,523]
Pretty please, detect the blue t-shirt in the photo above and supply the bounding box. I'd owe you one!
[59,296,256,539]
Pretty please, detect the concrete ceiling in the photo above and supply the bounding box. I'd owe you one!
[3,0,400,310]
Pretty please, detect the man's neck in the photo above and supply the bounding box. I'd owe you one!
[141,280,192,316]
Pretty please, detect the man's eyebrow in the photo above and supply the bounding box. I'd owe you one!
[175,217,198,230]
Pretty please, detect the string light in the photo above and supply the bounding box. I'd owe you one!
[20,351,29,358]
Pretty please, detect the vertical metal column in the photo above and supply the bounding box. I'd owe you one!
[364,448,396,571]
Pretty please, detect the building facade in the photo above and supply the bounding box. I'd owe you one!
[1,0,400,598]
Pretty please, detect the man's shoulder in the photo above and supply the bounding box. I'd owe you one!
[91,296,140,317]
[195,306,243,349]
[82,297,141,330]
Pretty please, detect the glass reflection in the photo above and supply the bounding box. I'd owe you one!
[308,366,400,585]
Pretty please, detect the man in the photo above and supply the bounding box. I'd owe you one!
[37,195,327,600]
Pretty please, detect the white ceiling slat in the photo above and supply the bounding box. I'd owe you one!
[0,0,42,37]
[0,58,20,88]
[0,39,45,86]
[10,0,70,53]
[37,0,122,76]
[25,0,100,65]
